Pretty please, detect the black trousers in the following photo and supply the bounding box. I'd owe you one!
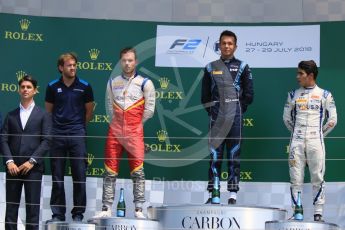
[5,170,42,230]
[50,134,87,219]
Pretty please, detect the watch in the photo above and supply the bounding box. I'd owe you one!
[28,158,36,165]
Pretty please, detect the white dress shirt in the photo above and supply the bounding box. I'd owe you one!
[20,101,35,129]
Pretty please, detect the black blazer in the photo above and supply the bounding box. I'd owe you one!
[1,105,52,172]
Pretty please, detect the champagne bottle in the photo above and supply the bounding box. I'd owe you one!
[116,188,126,217]
[211,176,220,204]
[294,191,303,220]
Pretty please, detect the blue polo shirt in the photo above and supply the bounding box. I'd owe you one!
[45,76,94,133]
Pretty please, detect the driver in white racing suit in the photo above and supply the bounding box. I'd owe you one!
[94,47,155,219]
[283,60,337,222]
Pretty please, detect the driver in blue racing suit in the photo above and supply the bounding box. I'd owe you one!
[201,30,254,205]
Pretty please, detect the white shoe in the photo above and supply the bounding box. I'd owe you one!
[134,210,146,219]
[93,210,112,218]
[229,192,237,200]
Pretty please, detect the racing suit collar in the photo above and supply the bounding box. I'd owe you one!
[303,84,317,90]
[121,72,138,80]
[221,56,235,64]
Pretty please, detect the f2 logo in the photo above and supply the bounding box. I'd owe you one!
[169,39,201,50]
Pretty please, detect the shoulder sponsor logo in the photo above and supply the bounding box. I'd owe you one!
[4,18,44,42]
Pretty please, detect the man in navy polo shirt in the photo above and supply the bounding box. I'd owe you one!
[45,52,94,222]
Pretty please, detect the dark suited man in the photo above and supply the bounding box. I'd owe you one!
[1,75,52,230]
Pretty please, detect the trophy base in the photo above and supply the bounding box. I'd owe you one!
[88,217,160,230]
[148,204,287,230]
[45,221,95,230]
[265,220,340,230]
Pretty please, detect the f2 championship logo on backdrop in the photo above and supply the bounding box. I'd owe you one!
[168,39,202,54]
[4,18,44,42]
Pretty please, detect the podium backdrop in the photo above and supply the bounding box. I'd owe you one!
[0,13,344,183]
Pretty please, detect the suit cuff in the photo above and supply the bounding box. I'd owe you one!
[6,159,14,165]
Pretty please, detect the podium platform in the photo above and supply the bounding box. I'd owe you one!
[266,220,340,230]
[147,204,287,230]
[88,217,160,230]
[45,221,95,230]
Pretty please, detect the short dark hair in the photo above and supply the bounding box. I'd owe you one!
[18,75,37,89]
[57,52,78,73]
[120,47,137,59]
[219,30,237,45]
[298,60,318,79]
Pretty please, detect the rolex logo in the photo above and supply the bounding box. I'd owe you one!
[5,19,43,42]
[16,70,27,81]
[89,48,100,60]
[159,77,170,90]
[157,130,168,142]
[87,153,95,166]
[77,49,112,71]
[19,19,30,31]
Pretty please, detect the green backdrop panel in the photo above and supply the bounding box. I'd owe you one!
[0,14,344,182]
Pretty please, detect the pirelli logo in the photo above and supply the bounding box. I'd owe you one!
[212,70,223,75]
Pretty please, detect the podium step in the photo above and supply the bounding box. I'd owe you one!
[88,217,160,230]
[45,221,95,230]
[266,220,340,230]
[148,204,287,230]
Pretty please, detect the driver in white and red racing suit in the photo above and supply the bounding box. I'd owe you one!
[283,60,337,222]
[95,48,155,219]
